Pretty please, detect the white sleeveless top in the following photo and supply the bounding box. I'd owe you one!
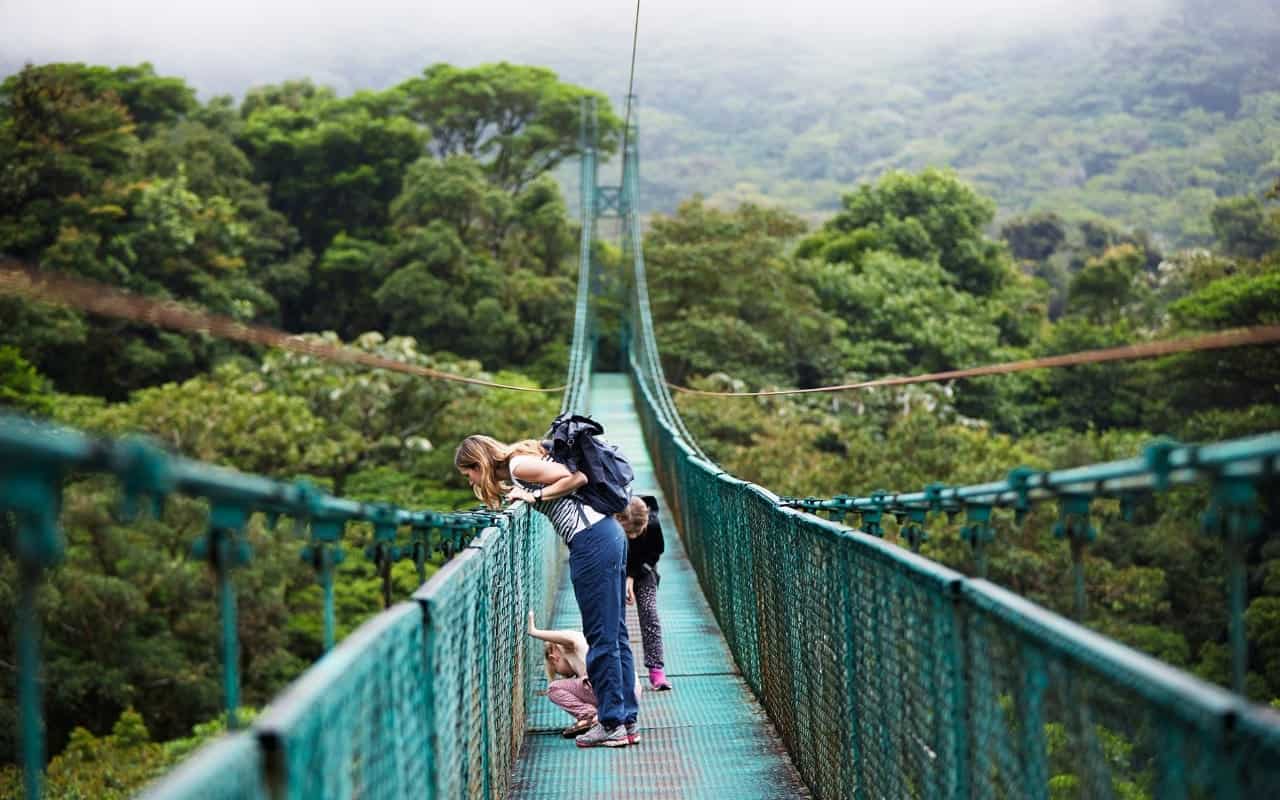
[509,455,604,546]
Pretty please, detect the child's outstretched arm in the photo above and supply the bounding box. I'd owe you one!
[527,610,581,649]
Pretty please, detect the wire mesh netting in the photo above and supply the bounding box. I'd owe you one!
[134,109,598,800]
[138,734,267,800]
[630,344,1280,798]
[510,373,811,800]
[619,124,1280,798]
[140,505,560,799]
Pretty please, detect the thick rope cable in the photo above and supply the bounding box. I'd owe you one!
[0,264,566,393]
[667,324,1280,397]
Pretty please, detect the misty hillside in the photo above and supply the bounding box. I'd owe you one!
[622,0,1280,247]
[621,0,1280,247]
[5,0,1275,247]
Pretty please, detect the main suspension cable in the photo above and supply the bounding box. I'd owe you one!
[620,0,641,160]
[0,264,566,393]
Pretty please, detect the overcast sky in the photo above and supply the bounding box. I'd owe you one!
[2,0,1171,98]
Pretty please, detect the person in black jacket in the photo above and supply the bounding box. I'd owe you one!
[616,495,672,690]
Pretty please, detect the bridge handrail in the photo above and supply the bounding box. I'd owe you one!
[5,97,601,800]
[619,120,1280,798]
[138,503,559,799]
[780,434,1280,515]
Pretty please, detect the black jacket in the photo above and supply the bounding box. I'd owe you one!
[626,495,665,579]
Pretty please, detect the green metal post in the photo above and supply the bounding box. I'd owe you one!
[412,537,426,583]
[2,460,66,800]
[1227,534,1247,695]
[1016,647,1050,800]
[1156,724,1189,800]
[216,535,240,730]
[1071,537,1088,620]
[961,503,994,578]
[1054,494,1095,620]
[196,502,252,730]
[1202,475,1262,695]
[18,563,44,800]
[302,543,342,652]
[322,556,336,652]
[945,582,969,800]
[902,508,928,553]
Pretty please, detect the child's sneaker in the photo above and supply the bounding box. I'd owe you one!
[649,667,672,691]
[575,722,628,748]
[625,721,640,745]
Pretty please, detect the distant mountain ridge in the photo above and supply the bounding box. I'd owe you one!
[621,0,1280,247]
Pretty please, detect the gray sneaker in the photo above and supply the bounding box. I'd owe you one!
[575,722,628,748]
[625,722,640,745]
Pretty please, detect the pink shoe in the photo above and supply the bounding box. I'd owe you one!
[649,668,672,691]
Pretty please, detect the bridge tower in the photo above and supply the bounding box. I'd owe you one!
[580,95,639,368]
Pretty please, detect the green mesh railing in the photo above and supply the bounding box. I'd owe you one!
[140,506,558,800]
[560,95,598,417]
[139,118,603,799]
[5,100,602,800]
[0,414,548,800]
[620,123,1280,798]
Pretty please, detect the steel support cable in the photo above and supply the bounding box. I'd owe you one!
[612,0,691,446]
[619,0,641,163]
[0,264,566,394]
[565,95,603,414]
[666,324,1280,398]
[563,140,596,415]
[622,136,712,462]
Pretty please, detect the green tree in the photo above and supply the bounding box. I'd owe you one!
[1002,211,1067,261]
[400,63,621,192]
[0,345,54,415]
[1151,265,1280,424]
[798,251,1002,376]
[644,198,845,387]
[236,87,427,253]
[374,158,577,372]
[0,63,138,257]
[138,119,299,270]
[1210,195,1280,260]
[235,333,505,492]
[1025,318,1151,431]
[0,63,300,399]
[1066,243,1150,324]
[796,168,1013,295]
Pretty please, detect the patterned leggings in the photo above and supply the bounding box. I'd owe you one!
[633,570,665,670]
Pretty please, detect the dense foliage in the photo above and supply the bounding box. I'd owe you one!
[1,10,1278,790]
[634,0,1280,250]
[0,60,618,396]
[0,58,586,793]
[654,170,1280,708]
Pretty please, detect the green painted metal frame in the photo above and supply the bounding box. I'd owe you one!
[779,434,1280,693]
[0,413,511,796]
[619,116,1280,798]
[137,504,561,799]
[62,93,603,800]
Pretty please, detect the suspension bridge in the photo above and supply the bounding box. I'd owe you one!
[4,94,1280,800]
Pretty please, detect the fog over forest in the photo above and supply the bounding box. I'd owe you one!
[3,0,1174,100]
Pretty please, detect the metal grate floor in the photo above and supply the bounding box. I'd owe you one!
[509,374,810,799]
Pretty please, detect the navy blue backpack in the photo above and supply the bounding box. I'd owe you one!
[542,414,635,515]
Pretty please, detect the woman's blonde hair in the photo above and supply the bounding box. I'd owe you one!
[454,435,545,509]
[615,495,649,538]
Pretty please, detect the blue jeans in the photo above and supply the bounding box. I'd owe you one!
[568,516,638,729]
